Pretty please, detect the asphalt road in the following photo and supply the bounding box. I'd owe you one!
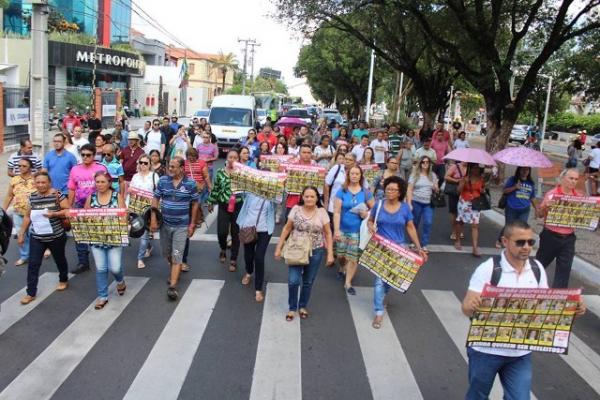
[0,201,599,400]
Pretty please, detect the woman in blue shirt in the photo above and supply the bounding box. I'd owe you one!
[367,176,427,329]
[240,129,260,161]
[237,193,275,302]
[240,146,257,168]
[333,166,374,295]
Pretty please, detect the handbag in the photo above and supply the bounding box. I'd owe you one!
[239,200,266,244]
[444,165,463,196]
[431,191,446,208]
[54,192,71,232]
[282,231,313,265]
[471,190,491,211]
[359,200,382,250]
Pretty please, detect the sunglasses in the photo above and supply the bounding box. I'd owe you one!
[103,153,113,157]
[513,239,536,247]
[139,161,149,165]
[81,153,94,158]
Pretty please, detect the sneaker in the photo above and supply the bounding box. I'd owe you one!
[275,215,281,224]
[70,264,90,274]
[137,260,146,269]
[346,287,356,295]
[181,263,190,272]
[167,287,179,301]
[20,295,36,305]
[335,271,345,281]
[56,282,69,291]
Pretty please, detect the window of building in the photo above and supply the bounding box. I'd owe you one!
[188,63,195,74]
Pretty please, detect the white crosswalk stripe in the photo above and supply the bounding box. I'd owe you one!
[250,282,302,400]
[583,294,600,318]
[0,276,148,400]
[0,272,72,336]
[348,287,423,400]
[422,289,538,400]
[123,279,224,400]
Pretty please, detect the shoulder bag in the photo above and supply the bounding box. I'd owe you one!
[471,188,492,211]
[282,207,313,265]
[444,165,462,196]
[359,200,382,250]
[239,200,266,244]
[431,191,447,208]
[55,192,71,232]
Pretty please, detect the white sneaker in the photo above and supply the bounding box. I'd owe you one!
[137,260,146,269]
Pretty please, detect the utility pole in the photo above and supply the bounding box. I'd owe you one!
[365,48,375,122]
[238,38,256,95]
[249,41,261,93]
[31,0,49,155]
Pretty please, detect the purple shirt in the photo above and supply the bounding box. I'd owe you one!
[195,143,218,168]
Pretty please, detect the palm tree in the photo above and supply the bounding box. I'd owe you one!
[212,51,238,93]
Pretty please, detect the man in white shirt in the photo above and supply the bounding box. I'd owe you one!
[144,119,166,158]
[370,131,389,169]
[585,144,600,195]
[70,126,89,163]
[461,220,586,399]
[351,135,370,162]
[413,138,437,164]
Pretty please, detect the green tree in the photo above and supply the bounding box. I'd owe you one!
[211,51,238,93]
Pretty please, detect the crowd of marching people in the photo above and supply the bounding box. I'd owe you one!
[3,111,594,399]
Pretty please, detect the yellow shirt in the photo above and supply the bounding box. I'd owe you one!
[10,175,35,215]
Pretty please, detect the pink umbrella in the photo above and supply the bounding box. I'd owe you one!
[275,117,308,127]
[492,147,553,168]
[443,148,496,166]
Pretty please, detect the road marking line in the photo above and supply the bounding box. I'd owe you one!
[348,287,423,400]
[123,279,224,400]
[250,282,301,400]
[426,245,500,255]
[0,276,148,400]
[422,290,538,400]
[562,334,600,396]
[0,272,72,336]
[583,295,600,318]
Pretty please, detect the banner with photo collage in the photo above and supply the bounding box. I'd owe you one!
[230,162,286,203]
[283,164,327,195]
[259,155,296,172]
[127,187,153,215]
[466,284,582,354]
[545,194,600,231]
[69,208,129,246]
[360,163,381,188]
[358,233,425,293]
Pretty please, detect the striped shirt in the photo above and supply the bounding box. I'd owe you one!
[7,151,42,175]
[29,191,66,241]
[154,175,199,227]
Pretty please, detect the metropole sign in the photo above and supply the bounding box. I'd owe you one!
[76,50,143,71]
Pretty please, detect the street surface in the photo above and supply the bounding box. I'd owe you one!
[0,202,599,400]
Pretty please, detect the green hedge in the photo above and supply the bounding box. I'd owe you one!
[547,112,600,133]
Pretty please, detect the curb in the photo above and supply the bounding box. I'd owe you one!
[481,210,600,287]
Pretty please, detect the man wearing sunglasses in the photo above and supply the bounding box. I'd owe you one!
[67,143,108,274]
[461,220,586,399]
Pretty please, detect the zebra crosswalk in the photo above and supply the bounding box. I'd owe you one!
[0,273,599,400]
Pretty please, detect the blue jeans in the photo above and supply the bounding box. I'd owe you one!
[137,230,152,261]
[288,247,325,311]
[505,206,530,224]
[466,347,532,400]
[373,277,391,316]
[74,202,89,266]
[12,213,30,260]
[411,200,433,247]
[91,246,124,300]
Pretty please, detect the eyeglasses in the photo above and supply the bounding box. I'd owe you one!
[513,239,536,247]
[153,123,160,126]
[385,187,399,192]
[421,160,430,164]
[81,153,94,158]
[139,161,149,165]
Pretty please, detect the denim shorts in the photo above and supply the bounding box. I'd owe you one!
[160,224,188,264]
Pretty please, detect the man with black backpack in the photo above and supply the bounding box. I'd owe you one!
[461,220,586,399]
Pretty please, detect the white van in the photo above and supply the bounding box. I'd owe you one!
[209,95,256,154]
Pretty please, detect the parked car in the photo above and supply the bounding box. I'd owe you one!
[509,124,529,144]
[322,109,345,126]
[194,109,210,119]
[590,133,600,148]
[284,108,313,125]
[256,108,268,127]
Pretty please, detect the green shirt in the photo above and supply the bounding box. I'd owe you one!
[207,168,242,205]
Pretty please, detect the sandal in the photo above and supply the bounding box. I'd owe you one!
[285,312,295,322]
[117,281,126,296]
[255,291,264,303]
[94,300,108,310]
[299,308,309,319]
[241,274,251,285]
[372,316,383,329]
[219,250,226,263]
[14,259,28,266]
[454,241,463,251]
[450,233,457,241]
[228,261,237,272]
[472,251,482,258]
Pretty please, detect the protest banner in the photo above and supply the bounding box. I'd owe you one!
[358,233,425,293]
[466,284,582,354]
[230,162,286,203]
[127,187,153,215]
[284,164,327,194]
[259,154,295,172]
[69,208,129,246]
[545,194,600,231]
[360,164,381,187]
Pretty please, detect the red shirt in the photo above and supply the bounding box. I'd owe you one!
[433,129,451,142]
[285,159,318,209]
[431,138,450,165]
[62,116,81,133]
[257,132,278,149]
[185,159,207,185]
[542,185,579,235]
[120,146,145,182]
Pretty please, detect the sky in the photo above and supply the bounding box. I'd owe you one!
[131,0,315,102]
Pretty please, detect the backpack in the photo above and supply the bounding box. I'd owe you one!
[490,255,541,286]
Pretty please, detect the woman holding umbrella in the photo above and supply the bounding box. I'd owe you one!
[455,163,485,256]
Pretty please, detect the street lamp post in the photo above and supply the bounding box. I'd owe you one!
[365,48,375,122]
[539,74,553,154]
